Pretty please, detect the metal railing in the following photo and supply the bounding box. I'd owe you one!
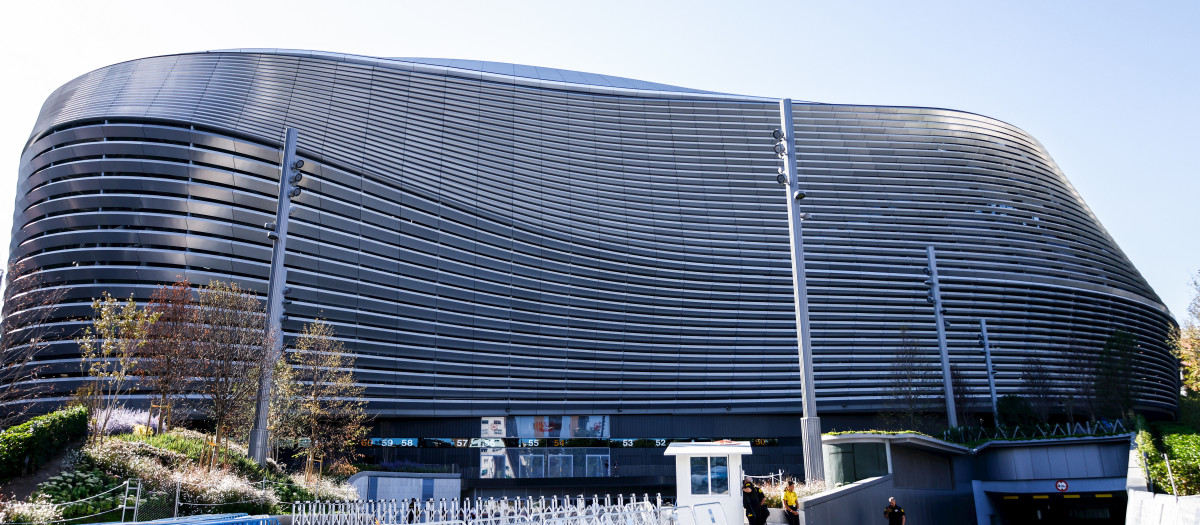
[291,494,666,525]
[942,419,1130,444]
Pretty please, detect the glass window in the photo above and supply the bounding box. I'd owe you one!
[586,455,610,477]
[520,453,545,478]
[711,457,729,494]
[691,457,709,495]
[548,455,573,477]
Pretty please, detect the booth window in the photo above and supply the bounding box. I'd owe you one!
[690,456,729,495]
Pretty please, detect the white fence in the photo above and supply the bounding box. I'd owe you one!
[290,494,681,525]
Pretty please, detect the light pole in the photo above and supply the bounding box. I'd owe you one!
[977,319,999,424]
[923,246,957,428]
[773,98,824,483]
[248,127,304,465]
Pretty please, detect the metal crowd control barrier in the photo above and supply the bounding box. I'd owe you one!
[291,494,665,525]
[89,513,279,525]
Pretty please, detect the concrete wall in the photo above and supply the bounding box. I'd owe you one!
[347,471,461,500]
[1126,489,1200,525]
[975,439,1129,481]
[796,475,894,525]
[797,454,977,525]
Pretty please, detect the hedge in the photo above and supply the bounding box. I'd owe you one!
[0,405,88,480]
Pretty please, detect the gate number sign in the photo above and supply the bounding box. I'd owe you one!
[1055,480,1068,492]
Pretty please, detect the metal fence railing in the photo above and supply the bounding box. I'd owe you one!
[942,419,1130,444]
[291,494,667,525]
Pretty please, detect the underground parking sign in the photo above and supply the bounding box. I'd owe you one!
[1056,480,1069,492]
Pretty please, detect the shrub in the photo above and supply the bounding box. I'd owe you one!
[31,466,125,521]
[82,434,278,514]
[115,429,337,506]
[0,405,88,480]
[1158,424,1200,496]
[756,477,825,507]
[93,407,157,436]
[0,494,64,524]
[289,472,359,501]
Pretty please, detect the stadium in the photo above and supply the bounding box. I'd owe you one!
[4,50,1178,492]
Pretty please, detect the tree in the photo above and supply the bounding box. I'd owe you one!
[267,354,300,460]
[1020,355,1055,424]
[1095,329,1137,419]
[192,280,267,453]
[78,293,159,443]
[0,261,68,428]
[950,363,974,427]
[884,327,939,430]
[997,394,1038,427]
[1060,337,1097,423]
[284,319,369,471]
[1175,276,1200,395]
[137,278,196,432]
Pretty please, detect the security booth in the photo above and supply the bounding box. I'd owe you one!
[665,440,753,525]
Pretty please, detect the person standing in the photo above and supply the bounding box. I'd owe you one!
[782,481,800,525]
[883,497,905,525]
[742,477,767,525]
[742,477,759,525]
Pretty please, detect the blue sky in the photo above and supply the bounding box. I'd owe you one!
[0,0,1196,319]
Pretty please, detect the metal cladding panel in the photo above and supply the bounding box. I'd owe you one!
[6,50,1178,420]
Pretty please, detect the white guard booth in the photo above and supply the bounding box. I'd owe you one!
[665,440,753,525]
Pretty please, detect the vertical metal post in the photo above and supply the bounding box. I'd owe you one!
[174,482,180,517]
[132,481,142,522]
[979,319,999,424]
[249,128,302,465]
[778,98,824,483]
[926,246,957,427]
[121,480,130,523]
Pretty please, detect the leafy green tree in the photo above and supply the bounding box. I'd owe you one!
[1175,276,1200,395]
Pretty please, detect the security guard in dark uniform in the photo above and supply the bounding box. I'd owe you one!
[883,496,905,525]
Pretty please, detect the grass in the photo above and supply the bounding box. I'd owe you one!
[114,429,319,504]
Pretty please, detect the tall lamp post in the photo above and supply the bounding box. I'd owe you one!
[248,127,304,465]
[773,98,824,483]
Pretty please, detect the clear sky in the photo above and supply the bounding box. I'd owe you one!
[1,0,1196,319]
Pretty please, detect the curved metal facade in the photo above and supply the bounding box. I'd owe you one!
[6,50,1178,420]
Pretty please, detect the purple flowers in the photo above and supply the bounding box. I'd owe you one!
[93,407,158,436]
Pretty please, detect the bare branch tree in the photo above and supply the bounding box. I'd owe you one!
[285,319,369,470]
[950,363,975,427]
[0,260,69,427]
[1020,354,1055,424]
[192,280,267,455]
[884,327,939,430]
[1060,337,1097,423]
[78,293,159,444]
[137,278,196,432]
[1096,330,1137,419]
